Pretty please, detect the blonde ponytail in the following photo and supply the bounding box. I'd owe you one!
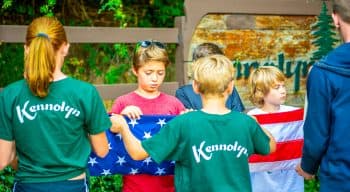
[25,36,55,97]
[24,17,67,98]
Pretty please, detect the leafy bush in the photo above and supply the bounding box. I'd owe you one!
[0,167,15,192]
[89,175,122,192]
[0,43,24,87]
[305,179,320,192]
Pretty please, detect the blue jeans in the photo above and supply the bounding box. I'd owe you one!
[13,178,89,192]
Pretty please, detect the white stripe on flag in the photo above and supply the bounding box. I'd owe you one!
[262,120,303,142]
[249,158,301,172]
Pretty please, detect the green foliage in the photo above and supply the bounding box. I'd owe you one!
[1,0,12,10]
[0,43,24,87]
[99,0,184,27]
[151,0,184,27]
[99,0,127,27]
[0,167,15,192]
[0,0,58,23]
[0,167,123,192]
[305,179,320,192]
[89,175,122,192]
[0,1,182,190]
[104,43,135,84]
[39,0,56,17]
[61,43,137,84]
[311,1,338,62]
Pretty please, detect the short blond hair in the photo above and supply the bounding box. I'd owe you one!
[193,54,235,97]
[248,66,286,107]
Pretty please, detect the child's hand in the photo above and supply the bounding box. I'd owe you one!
[110,114,128,133]
[180,108,195,114]
[120,105,143,119]
[295,163,315,180]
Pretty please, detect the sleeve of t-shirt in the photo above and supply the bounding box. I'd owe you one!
[250,119,271,155]
[84,86,111,135]
[0,91,14,141]
[173,98,185,115]
[110,96,125,114]
[141,116,183,163]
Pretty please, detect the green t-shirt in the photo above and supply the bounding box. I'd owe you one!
[0,78,111,183]
[142,110,270,192]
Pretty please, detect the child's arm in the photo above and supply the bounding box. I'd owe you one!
[89,132,109,158]
[249,114,276,154]
[110,114,149,160]
[260,127,277,153]
[0,139,15,170]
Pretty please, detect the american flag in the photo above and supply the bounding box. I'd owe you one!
[248,108,304,172]
[88,115,176,176]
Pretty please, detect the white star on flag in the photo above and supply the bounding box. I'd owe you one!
[88,115,177,176]
[128,119,139,128]
[101,169,111,176]
[130,168,139,175]
[155,167,166,175]
[143,131,152,139]
[115,133,122,140]
[88,157,98,167]
[143,157,153,166]
[116,156,126,166]
[157,118,167,127]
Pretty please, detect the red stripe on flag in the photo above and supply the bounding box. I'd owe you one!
[249,139,303,163]
[254,108,304,124]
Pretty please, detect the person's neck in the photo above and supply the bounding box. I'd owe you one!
[340,23,350,43]
[52,57,66,81]
[260,104,281,113]
[134,88,160,99]
[201,96,230,115]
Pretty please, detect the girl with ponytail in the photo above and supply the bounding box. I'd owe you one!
[0,17,111,192]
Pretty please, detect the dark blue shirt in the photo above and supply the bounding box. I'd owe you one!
[302,42,350,191]
[175,84,245,112]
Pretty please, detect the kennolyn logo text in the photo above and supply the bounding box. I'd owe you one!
[192,141,248,163]
[16,100,81,123]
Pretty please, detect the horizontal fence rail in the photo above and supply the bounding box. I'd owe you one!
[0,82,179,100]
[0,0,327,98]
[0,26,179,43]
[95,82,179,100]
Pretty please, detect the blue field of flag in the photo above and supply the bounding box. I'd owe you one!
[88,115,175,176]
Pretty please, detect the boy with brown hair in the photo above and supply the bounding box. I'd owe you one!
[111,54,276,192]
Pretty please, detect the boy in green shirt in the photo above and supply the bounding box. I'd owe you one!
[111,54,276,192]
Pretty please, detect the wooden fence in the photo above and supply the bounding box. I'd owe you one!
[0,0,326,99]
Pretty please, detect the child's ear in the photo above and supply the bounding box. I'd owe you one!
[226,80,234,94]
[57,43,70,57]
[24,45,29,55]
[61,43,70,57]
[192,80,200,94]
[63,43,70,56]
[332,12,340,28]
[132,67,138,76]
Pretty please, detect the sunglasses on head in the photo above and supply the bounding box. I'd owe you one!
[138,40,166,49]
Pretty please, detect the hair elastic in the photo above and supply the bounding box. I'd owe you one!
[36,32,50,40]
